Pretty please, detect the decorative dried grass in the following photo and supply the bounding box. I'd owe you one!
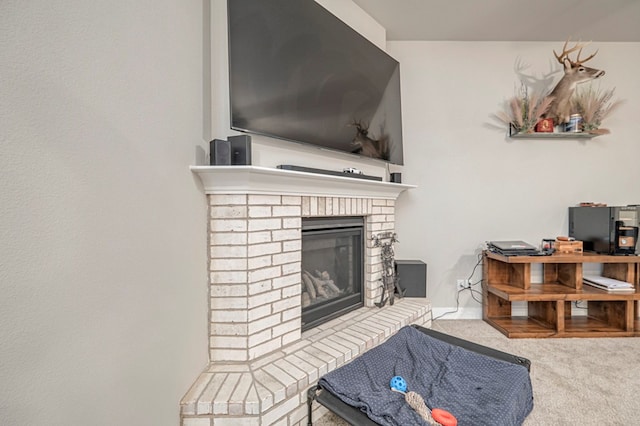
[573,85,624,134]
[497,84,553,133]
[532,96,554,123]
[510,97,523,128]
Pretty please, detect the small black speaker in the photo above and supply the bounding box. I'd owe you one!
[395,260,427,297]
[390,172,402,183]
[210,139,231,165]
[229,134,252,165]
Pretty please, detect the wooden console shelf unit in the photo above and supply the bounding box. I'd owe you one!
[483,251,640,338]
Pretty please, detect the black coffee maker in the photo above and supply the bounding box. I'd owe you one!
[615,220,639,255]
[569,206,640,255]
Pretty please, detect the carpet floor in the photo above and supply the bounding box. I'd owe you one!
[314,319,640,425]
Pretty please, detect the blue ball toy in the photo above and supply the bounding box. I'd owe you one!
[390,376,407,392]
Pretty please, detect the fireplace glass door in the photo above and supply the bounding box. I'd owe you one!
[301,216,364,331]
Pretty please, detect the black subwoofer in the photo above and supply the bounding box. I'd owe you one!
[395,260,427,297]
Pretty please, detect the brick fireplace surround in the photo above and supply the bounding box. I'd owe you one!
[181,166,431,426]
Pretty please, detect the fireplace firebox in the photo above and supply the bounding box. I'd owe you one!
[301,216,364,331]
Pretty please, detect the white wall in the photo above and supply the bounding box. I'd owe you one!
[389,41,640,317]
[316,0,387,50]
[0,1,208,425]
[2,2,638,425]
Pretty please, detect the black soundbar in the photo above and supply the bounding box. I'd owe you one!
[277,165,382,181]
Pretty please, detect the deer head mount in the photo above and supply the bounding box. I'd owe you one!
[545,39,605,125]
[349,120,390,161]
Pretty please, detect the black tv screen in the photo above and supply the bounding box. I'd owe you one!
[227,0,404,165]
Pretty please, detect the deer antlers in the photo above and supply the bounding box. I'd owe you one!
[349,120,369,135]
[553,38,598,66]
[544,38,606,125]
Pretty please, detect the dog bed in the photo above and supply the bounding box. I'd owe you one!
[308,325,533,426]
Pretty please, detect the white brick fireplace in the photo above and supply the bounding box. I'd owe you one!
[181,166,431,426]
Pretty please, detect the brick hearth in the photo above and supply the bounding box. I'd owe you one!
[182,166,430,425]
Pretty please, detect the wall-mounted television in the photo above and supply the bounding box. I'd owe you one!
[227,0,404,165]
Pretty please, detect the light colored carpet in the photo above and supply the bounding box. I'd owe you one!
[314,319,640,425]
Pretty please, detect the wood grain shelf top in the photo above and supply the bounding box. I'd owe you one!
[487,283,640,302]
[485,251,640,264]
[485,316,635,338]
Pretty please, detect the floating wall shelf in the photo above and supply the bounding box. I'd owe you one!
[509,132,598,139]
[508,124,599,139]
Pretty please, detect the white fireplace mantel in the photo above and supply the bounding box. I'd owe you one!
[182,164,428,425]
[190,165,416,199]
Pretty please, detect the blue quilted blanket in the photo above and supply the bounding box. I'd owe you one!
[318,326,533,426]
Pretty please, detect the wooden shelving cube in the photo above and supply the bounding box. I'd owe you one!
[483,251,640,338]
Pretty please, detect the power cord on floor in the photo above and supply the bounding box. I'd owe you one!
[573,301,588,310]
[432,287,462,321]
[432,252,484,321]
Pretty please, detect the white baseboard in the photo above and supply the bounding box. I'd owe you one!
[512,301,527,316]
[432,302,587,320]
[431,306,482,320]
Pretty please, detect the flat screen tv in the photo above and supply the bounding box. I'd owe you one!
[227,0,404,165]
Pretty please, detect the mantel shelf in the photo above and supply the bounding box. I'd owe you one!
[190,165,416,199]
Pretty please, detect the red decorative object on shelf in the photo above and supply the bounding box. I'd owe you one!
[535,118,554,132]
